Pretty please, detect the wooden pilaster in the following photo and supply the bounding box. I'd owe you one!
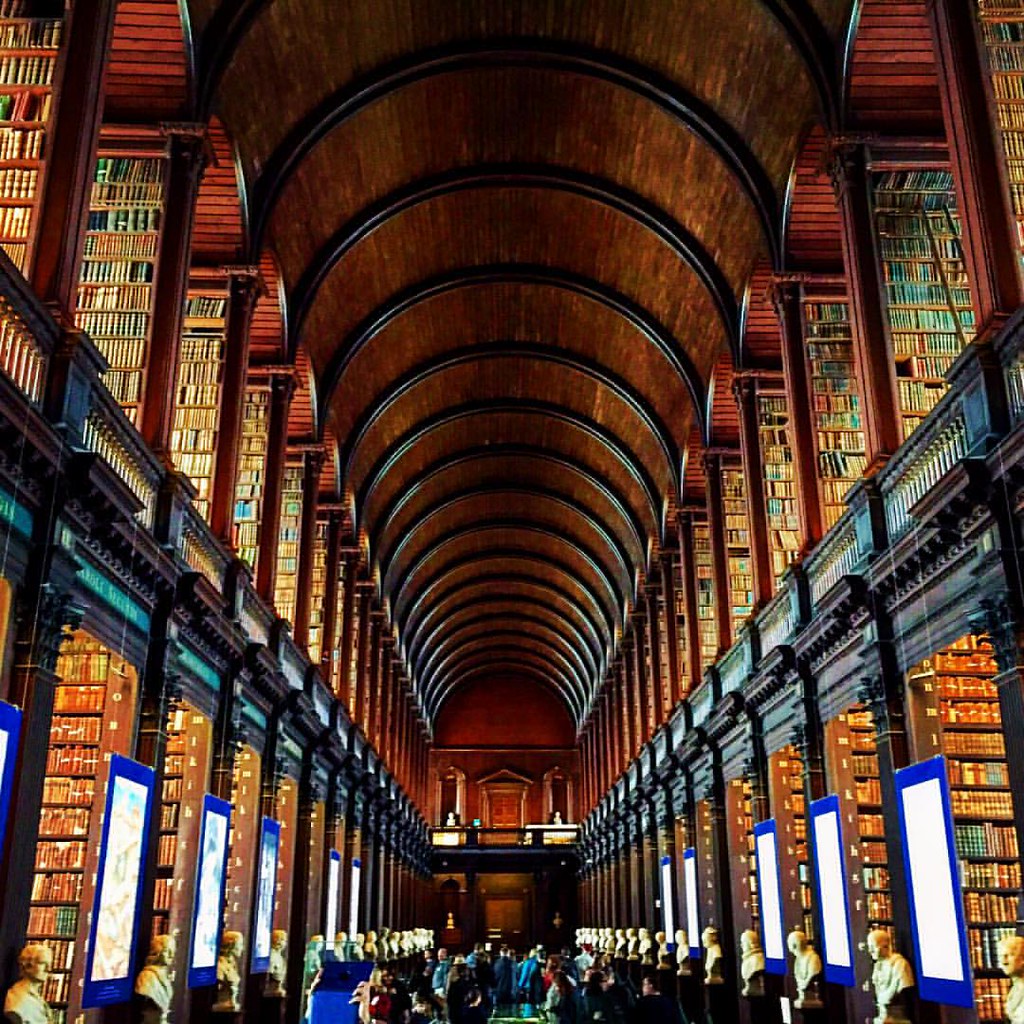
[29,0,118,320]
[140,124,207,455]
[292,448,324,647]
[734,376,774,608]
[255,372,297,602]
[319,511,344,682]
[703,453,734,654]
[677,513,705,689]
[646,584,668,723]
[210,266,262,544]
[659,550,683,704]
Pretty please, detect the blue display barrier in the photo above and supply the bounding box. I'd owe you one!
[308,959,375,1024]
[808,794,855,987]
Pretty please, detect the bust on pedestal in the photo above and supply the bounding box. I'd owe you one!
[739,930,766,998]
[4,944,53,1024]
[213,931,244,1013]
[639,928,654,965]
[626,927,639,961]
[701,928,723,985]
[265,930,288,998]
[1000,934,1024,1024]
[787,930,822,1010]
[674,930,691,976]
[135,934,176,1024]
[867,929,914,1024]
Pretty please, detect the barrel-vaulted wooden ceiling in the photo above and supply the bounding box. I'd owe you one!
[178,0,857,732]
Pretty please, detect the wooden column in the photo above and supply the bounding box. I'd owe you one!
[831,140,901,467]
[632,612,653,744]
[353,584,372,730]
[336,551,358,703]
[366,612,383,735]
[612,666,627,772]
[771,279,824,552]
[622,644,639,759]
[293,449,325,646]
[256,372,297,602]
[734,376,774,608]
[677,513,704,688]
[703,453,734,653]
[319,511,344,682]
[140,124,207,454]
[928,0,1022,333]
[210,267,262,544]
[29,0,118,320]
[645,584,668,724]
[659,551,683,704]
[378,647,394,763]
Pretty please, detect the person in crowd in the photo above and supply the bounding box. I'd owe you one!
[580,970,615,1024]
[544,970,579,1024]
[561,947,580,984]
[474,949,495,1016]
[353,971,393,1024]
[601,967,634,1024]
[542,955,562,997]
[409,994,435,1024]
[493,946,516,1008]
[382,966,412,1024]
[430,948,451,1017]
[447,962,473,1024]
[629,975,681,1024]
[518,947,541,1007]
[462,986,489,1024]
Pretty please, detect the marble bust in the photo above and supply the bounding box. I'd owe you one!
[614,928,627,958]
[654,930,669,967]
[213,931,244,1013]
[867,929,914,1024]
[1001,935,1024,1024]
[135,933,176,1024]
[739,930,766,998]
[638,927,654,965]
[674,930,691,975]
[626,927,639,960]
[4,943,53,1024]
[701,927,724,985]
[787,930,822,1009]
[265,929,287,998]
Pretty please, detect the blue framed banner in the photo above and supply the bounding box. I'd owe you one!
[809,795,855,987]
[0,700,22,859]
[82,754,156,1008]
[753,819,786,975]
[251,817,281,973]
[188,794,232,988]
[683,847,700,956]
[348,856,362,935]
[325,849,341,951]
[895,756,973,1008]
[660,855,676,943]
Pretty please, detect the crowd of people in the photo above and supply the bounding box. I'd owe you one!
[353,943,684,1024]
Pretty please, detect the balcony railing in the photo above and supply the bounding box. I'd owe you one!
[431,824,580,848]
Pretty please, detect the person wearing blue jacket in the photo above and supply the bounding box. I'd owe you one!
[517,948,541,1008]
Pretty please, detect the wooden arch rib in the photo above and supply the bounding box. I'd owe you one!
[390,523,625,636]
[410,597,602,681]
[421,632,591,713]
[429,661,581,724]
[196,0,836,141]
[319,265,707,437]
[242,41,782,262]
[377,487,637,608]
[406,571,611,674]
[366,445,648,579]
[358,401,664,544]
[288,165,741,355]
[397,550,618,656]
[425,646,586,723]
[338,345,682,509]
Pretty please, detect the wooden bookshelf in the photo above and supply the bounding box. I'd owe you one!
[720,465,754,636]
[347,591,362,716]
[29,633,137,1024]
[978,1,1024,264]
[756,390,800,587]
[802,295,866,529]
[308,518,329,664]
[152,709,184,937]
[273,776,298,936]
[170,284,227,520]
[768,746,813,941]
[224,745,261,941]
[0,2,63,273]
[76,153,166,425]
[672,551,690,695]
[824,704,890,1023]
[908,635,1019,1022]
[727,776,759,935]
[871,169,976,440]
[273,459,304,626]
[691,521,718,673]
[232,383,270,571]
